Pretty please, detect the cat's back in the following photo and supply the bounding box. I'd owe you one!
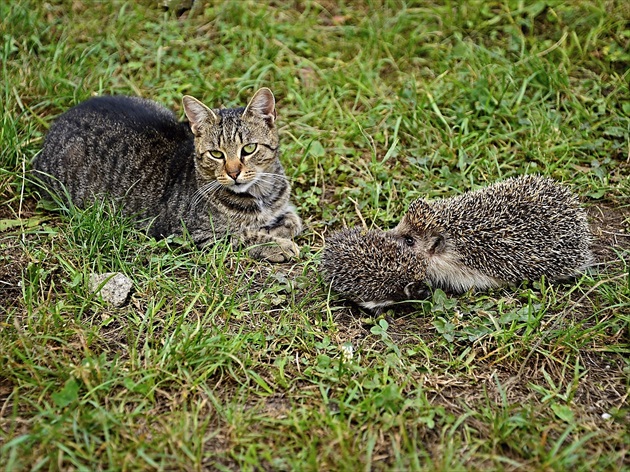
[44,95,184,139]
[33,95,194,208]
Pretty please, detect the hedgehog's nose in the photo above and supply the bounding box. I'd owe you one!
[404,281,431,300]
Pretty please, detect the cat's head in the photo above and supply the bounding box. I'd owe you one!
[182,88,280,193]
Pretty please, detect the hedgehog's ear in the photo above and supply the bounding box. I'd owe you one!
[427,233,446,255]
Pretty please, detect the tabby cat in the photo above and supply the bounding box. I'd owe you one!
[33,88,302,262]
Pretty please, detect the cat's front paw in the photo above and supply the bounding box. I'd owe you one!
[248,237,299,262]
[263,211,302,239]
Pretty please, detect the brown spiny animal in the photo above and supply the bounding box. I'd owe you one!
[322,175,593,311]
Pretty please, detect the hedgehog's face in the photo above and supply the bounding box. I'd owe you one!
[388,212,447,258]
[321,228,430,311]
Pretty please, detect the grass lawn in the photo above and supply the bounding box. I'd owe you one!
[1,0,629,470]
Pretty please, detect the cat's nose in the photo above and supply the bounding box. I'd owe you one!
[227,170,240,181]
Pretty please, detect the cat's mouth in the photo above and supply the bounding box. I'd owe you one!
[225,179,257,194]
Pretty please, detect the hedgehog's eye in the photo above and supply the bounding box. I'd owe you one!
[403,236,415,247]
[207,150,224,160]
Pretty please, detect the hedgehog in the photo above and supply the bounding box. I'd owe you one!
[321,175,594,311]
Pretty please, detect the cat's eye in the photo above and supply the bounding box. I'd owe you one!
[207,150,224,160]
[241,143,257,156]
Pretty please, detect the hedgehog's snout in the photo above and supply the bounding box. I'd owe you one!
[404,281,431,300]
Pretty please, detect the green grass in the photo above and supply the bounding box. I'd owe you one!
[1,0,629,470]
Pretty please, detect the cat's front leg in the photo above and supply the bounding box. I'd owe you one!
[241,229,299,262]
[262,210,302,239]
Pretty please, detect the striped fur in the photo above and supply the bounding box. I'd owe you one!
[33,89,301,261]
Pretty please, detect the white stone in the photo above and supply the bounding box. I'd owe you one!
[89,272,133,307]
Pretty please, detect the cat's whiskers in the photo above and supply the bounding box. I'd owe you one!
[251,177,281,186]
[250,172,288,188]
[256,172,288,182]
[189,181,222,210]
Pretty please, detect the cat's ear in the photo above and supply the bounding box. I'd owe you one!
[182,95,218,136]
[243,88,277,124]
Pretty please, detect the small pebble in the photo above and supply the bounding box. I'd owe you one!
[89,272,133,307]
